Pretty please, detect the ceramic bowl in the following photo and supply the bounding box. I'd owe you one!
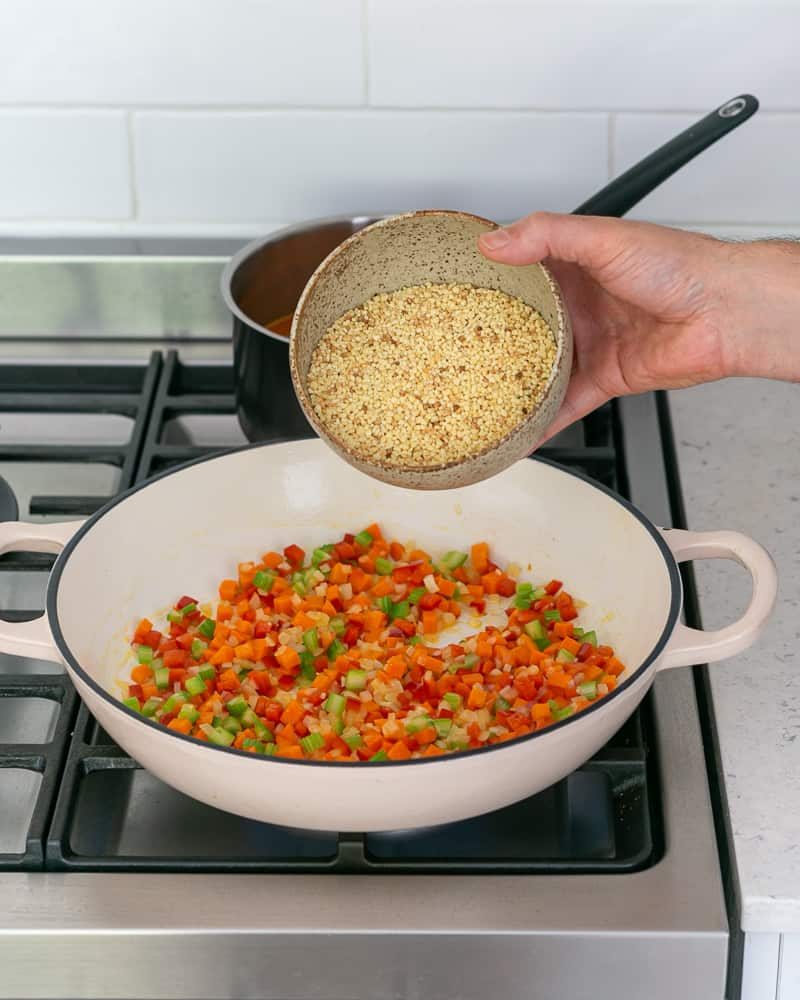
[288,210,573,489]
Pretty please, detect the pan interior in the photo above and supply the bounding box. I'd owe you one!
[52,440,676,702]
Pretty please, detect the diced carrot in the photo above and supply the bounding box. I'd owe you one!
[211,646,236,668]
[387,741,412,761]
[371,576,394,597]
[131,664,152,684]
[217,667,239,690]
[329,563,348,584]
[415,726,438,745]
[273,593,296,616]
[553,621,574,639]
[470,542,490,574]
[278,745,303,759]
[280,700,304,726]
[234,641,255,660]
[422,610,439,634]
[547,671,573,690]
[560,635,581,656]
[606,657,625,676]
[389,541,405,561]
[423,744,444,757]
[219,579,238,601]
[436,576,457,598]
[276,647,300,671]
[168,717,192,734]
[467,685,487,708]
[385,655,407,679]
[140,682,158,701]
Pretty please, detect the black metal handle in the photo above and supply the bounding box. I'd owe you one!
[573,94,759,219]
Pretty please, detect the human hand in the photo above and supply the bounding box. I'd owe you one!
[479,213,800,443]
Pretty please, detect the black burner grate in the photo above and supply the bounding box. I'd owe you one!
[0,355,161,869]
[41,351,662,874]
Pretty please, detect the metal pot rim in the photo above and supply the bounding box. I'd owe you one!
[220,214,380,341]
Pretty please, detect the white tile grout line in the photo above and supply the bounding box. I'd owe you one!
[775,933,783,1000]
[0,103,799,115]
[125,112,139,220]
[361,0,370,106]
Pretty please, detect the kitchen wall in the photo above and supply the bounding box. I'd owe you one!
[0,0,798,244]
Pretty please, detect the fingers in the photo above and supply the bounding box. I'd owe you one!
[533,371,609,449]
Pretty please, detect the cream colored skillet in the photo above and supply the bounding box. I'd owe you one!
[0,440,776,831]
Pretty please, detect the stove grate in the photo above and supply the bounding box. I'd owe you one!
[43,352,662,874]
[0,354,161,869]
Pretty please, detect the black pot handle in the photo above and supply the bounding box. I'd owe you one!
[573,94,759,219]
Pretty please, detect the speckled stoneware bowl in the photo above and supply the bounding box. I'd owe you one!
[289,210,572,490]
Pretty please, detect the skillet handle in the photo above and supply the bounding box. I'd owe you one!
[0,521,84,663]
[658,528,777,670]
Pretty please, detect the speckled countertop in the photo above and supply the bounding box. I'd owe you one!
[670,378,800,934]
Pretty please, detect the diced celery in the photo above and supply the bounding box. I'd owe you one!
[405,715,432,734]
[302,628,320,654]
[253,570,275,592]
[300,732,325,754]
[226,695,248,716]
[443,692,462,711]
[556,648,576,664]
[375,557,393,575]
[578,680,598,700]
[440,550,467,571]
[327,638,346,661]
[354,530,374,547]
[408,587,427,605]
[198,618,216,639]
[433,718,452,738]
[200,723,234,746]
[324,692,346,715]
[299,651,317,682]
[136,644,153,665]
[524,619,546,641]
[179,704,200,723]
[161,692,187,715]
[141,697,161,717]
[185,674,207,697]
[253,718,274,741]
[345,669,367,692]
[199,665,216,681]
[154,666,170,690]
[123,696,141,712]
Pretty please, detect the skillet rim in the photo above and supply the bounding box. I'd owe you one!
[46,438,683,768]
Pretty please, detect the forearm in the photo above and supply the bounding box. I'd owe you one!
[719,238,800,381]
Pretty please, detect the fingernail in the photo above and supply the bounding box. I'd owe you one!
[480,228,512,250]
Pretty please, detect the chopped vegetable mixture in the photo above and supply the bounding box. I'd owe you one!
[123,525,626,761]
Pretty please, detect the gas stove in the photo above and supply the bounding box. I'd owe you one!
[0,256,733,1000]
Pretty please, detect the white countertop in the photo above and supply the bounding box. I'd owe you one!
[670,378,800,934]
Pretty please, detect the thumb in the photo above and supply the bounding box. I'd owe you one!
[478,211,651,276]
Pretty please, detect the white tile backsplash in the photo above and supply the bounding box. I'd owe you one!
[0,112,130,220]
[0,0,797,235]
[0,0,363,107]
[614,113,800,223]
[133,111,608,222]
[368,1,800,111]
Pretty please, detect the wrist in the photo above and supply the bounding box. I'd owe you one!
[720,239,800,380]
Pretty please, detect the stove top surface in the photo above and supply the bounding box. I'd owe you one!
[0,256,731,1000]
[0,353,660,875]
